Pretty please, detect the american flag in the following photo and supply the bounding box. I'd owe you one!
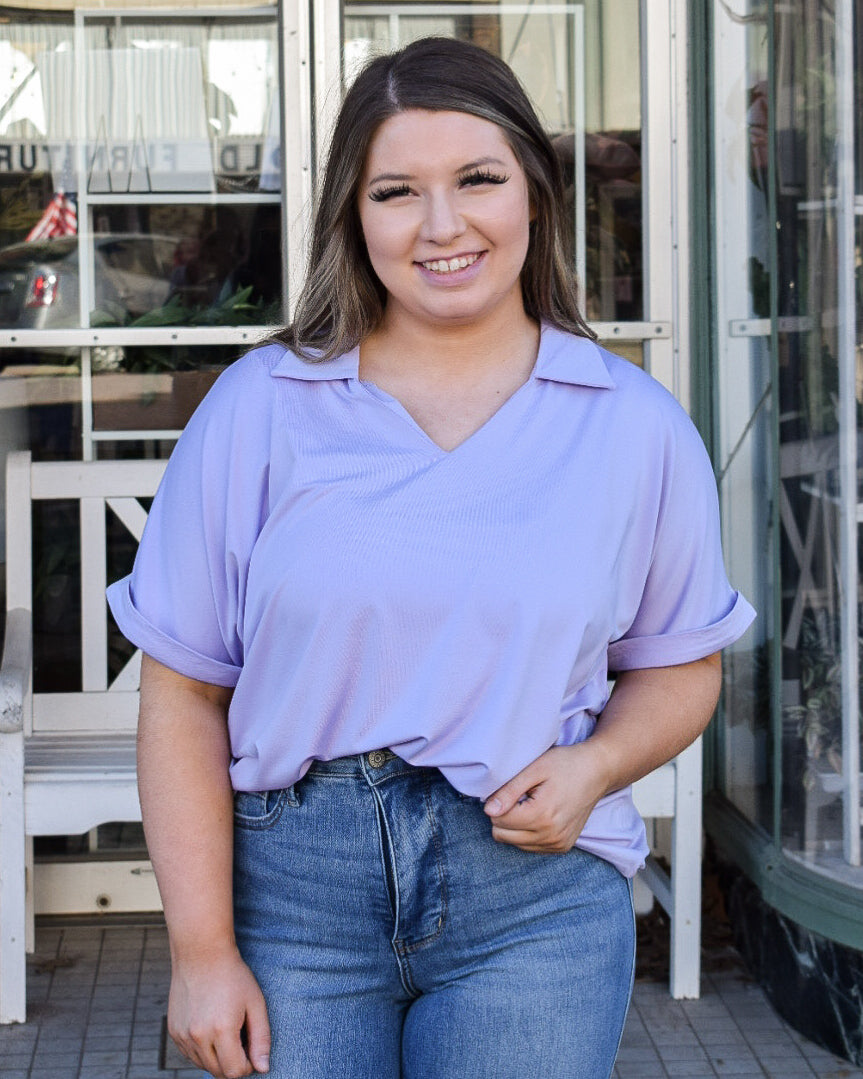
[26,190,78,241]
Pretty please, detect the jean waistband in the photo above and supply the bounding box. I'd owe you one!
[305,750,433,784]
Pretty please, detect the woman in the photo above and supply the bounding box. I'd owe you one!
[108,36,754,1079]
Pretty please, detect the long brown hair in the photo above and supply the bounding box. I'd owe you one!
[276,36,594,361]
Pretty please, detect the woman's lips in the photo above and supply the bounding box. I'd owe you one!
[415,251,486,281]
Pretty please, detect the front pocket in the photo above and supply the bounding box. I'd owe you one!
[233,788,295,829]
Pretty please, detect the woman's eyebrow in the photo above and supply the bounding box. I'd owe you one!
[456,156,509,173]
[366,172,413,186]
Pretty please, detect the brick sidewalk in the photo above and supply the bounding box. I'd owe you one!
[0,921,860,1078]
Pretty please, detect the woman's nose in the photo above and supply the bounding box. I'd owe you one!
[420,193,466,245]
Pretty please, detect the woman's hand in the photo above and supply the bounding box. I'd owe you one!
[483,655,723,854]
[483,743,608,853]
[168,945,271,1077]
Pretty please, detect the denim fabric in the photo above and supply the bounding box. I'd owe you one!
[232,752,635,1079]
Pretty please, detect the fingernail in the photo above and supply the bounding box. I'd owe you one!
[255,1057,270,1073]
[485,797,502,816]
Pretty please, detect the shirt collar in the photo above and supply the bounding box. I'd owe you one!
[271,344,360,380]
[270,323,616,390]
[533,324,616,389]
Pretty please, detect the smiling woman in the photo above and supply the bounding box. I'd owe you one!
[358,111,531,336]
[107,34,755,1079]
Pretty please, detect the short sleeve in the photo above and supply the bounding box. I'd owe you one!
[607,401,755,671]
[106,352,274,686]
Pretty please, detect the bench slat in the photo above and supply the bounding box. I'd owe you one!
[33,692,140,732]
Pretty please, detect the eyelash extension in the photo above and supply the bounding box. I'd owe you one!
[368,169,510,202]
[460,168,510,186]
[368,184,412,202]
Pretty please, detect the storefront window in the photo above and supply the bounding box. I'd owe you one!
[772,0,862,879]
[714,0,863,885]
[0,4,282,878]
[0,7,282,466]
[0,9,281,345]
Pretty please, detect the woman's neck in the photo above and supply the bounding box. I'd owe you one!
[360,306,540,386]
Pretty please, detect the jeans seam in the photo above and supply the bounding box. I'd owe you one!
[398,774,449,956]
[605,876,637,1079]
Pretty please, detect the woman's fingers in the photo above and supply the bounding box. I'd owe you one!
[244,984,272,1074]
[485,744,606,852]
[168,952,270,1077]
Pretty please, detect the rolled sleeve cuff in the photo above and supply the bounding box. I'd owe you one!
[607,591,756,672]
[106,577,242,688]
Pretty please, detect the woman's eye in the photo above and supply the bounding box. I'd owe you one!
[368,184,412,202]
[460,169,510,188]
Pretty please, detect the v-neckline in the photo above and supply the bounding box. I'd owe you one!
[357,370,537,455]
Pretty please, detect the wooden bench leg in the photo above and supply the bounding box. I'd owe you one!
[0,730,27,1023]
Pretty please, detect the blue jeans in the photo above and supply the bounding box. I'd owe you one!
[232,752,635,1078]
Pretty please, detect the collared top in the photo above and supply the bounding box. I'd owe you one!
[108,323,755,877]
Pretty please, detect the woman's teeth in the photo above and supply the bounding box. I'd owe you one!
[422,254,480,274]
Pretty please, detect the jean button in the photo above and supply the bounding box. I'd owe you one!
[367,750,388,769]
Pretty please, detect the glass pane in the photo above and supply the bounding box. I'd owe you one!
[80,17,280,195]
[343,0,643,321]
[582,0,641,321]
[0,348,81,462]
[92,345,239,433]
[595,338,642,367]
[712,0,773,832]
[0,11,282,334]
[89,203,281,327]
[772,2,863,880]
[714,1,863,882]
[0,16,75,258]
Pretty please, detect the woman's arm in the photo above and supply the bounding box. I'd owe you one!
[484,653,722,852]
[138,654,271,1077]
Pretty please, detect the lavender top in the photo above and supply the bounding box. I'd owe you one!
[108,324,755,877]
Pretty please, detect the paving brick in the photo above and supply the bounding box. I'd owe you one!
[79,1049,131,1067]
[664,1064,721,1077]
[0,1054,33,1068]
[31,1052,82,1069]
[615,1062,669,1077]
[654,1045,710,1063]
[759,1064,817,1078]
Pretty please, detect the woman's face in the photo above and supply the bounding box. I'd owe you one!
[358,109,532,332]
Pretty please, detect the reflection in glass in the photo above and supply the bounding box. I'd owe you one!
[771,3,862,881]
[89,203,282,328]
[0,11,282,332]
[712,1,773,834]
[0,15,279,199]
[91,345,240,433]
[77,17,280,196]
[715,0,863,884]
[0,348,80,461]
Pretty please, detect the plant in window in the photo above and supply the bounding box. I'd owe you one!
[785,610,860,793]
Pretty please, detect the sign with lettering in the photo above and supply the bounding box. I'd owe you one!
[0,138,279,193]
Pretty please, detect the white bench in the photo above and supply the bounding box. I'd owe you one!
[0,450,704,1023]
[0,451,165,1024]
[632,740,703,999]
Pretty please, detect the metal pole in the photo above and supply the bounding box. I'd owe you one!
[835,0,859,866]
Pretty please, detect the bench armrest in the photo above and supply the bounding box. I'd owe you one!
[0,608,32,734]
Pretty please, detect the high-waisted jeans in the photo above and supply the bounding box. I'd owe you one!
[231,751,635,1078]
